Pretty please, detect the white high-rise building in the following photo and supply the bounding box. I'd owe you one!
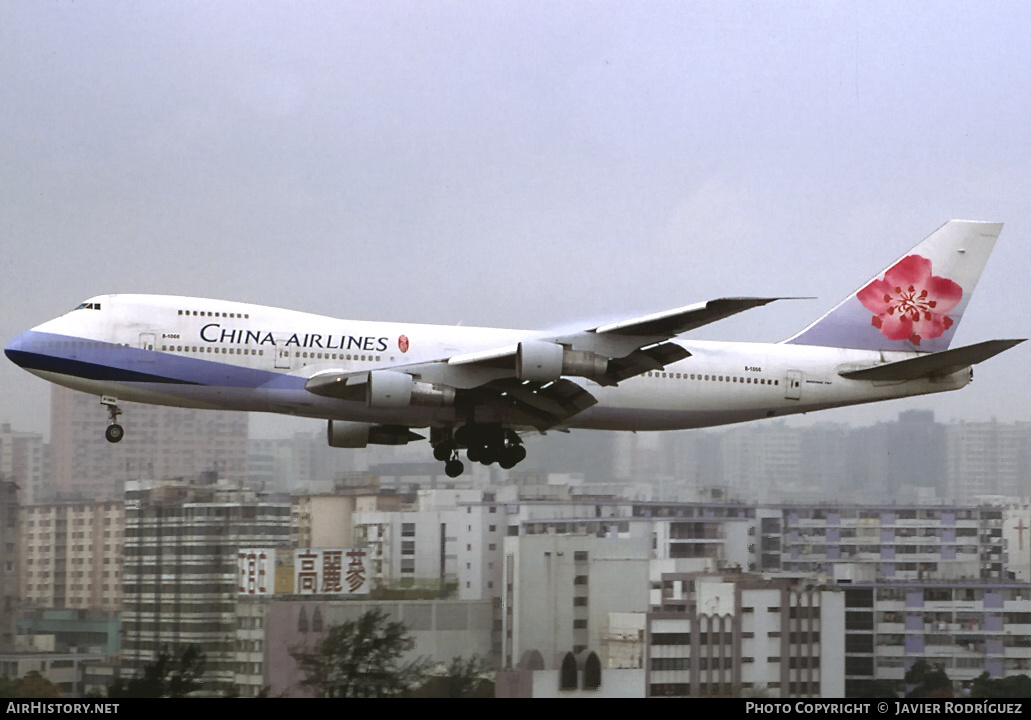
[20,500,124,612]
[647,573,845,698]
[122,478,290,695]
[501,530,651,668]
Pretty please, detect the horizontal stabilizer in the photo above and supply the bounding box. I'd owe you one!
[838,339,1025,381]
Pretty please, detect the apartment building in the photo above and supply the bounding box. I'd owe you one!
[646,572,845,697]
[20,500,124,612]
[843,581,1031,695]
[121,478,290,695]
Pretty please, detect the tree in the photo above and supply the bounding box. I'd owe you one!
[107,645,206,698]
[971,672,1031,698]
[849,679,899,698]
[290,609,431,697]
[411,655,494,698]
[0,672,60,699]
[0,677,20,698]
[905,659,952,698]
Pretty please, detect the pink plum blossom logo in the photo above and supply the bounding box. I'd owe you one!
[398,335,409,353]
[856,254,962,346]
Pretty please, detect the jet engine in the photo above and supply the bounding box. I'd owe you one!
[365,370,456,408]
[327,420,422,448]
[515,341,609,382]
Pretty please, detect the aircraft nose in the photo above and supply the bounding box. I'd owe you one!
[5,330,34,369]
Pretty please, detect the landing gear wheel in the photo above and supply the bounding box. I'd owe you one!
[512,444,527,464]
[445,459,464,478]
[478,447,496,466]
[105,424,124,444]
[498,443,526,469]
[433,441,455,462]
[499,448,518,469]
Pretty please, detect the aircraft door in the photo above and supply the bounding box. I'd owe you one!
[274,345,293,370]
[785,370,802,400]
[138,333,156,362]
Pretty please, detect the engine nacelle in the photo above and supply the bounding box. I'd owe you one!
[516,341,564,381]
[327,420,374,448]
[365,370,456,408]
[516,341,609,382]
[366,370,414,408]
[327,420,419,448]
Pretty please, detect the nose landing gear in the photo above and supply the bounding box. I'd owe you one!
[101,396,124,444]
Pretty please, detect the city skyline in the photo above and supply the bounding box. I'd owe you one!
[2,3,1030,441]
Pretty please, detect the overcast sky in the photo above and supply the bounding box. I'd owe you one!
[2,1,1029,440]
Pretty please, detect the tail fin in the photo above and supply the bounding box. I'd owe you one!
[784,220,1003,352]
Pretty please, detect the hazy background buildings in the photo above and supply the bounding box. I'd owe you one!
[2,0,1031,699]
[3,385,1031,697]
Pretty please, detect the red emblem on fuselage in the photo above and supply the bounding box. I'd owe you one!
[398,335,409,353]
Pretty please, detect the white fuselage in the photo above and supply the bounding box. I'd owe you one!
[6,294,970,433]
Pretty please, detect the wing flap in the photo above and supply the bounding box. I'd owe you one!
[596,342,692,386]
[838,339,1024,381]
[483,378,598,431]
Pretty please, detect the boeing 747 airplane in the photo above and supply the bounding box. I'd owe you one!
[5,220,1024,477]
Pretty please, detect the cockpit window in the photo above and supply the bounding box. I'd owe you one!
[74,302,101,311]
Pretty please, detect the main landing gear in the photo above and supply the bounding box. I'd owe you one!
[101,396,124,443]
[431,425,528,478]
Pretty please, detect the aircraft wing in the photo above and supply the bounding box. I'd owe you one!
[306,296,784,429]
[443,296,783,381]
[590,297,784,338]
